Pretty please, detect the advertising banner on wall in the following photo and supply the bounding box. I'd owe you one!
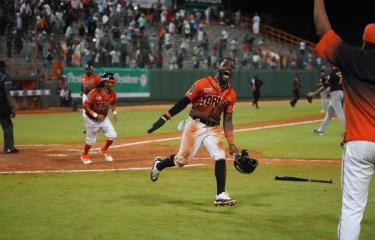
[64,68,151,98]
[132,0,172,9]
[184,0,222,10]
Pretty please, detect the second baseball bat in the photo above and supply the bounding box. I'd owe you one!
[275,176,333,184]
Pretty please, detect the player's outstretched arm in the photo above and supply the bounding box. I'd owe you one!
[147,114,169,134]
[147,97,191,134]
[223,112,239,156]
[111,107,117,123]
[314,0,331,37]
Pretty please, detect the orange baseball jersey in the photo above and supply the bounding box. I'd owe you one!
[85,88,117,118]
[185,75,237,123]
[315,29,375,142]
[81,73,101,95]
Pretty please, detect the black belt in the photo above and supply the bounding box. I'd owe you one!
[191,116,219,127]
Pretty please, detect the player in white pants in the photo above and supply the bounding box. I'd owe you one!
[316,90,345,134]
[313,66,345,136]
[147,58,240,206]
[340,141,375,239]
[314,0,375,239]
[80,72,117,164]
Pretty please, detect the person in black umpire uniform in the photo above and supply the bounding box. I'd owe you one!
[0,60,19,154]
[290,74,301,107]
[250,75,263,109]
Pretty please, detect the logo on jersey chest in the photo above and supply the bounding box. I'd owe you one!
[200,95,228,106]
[94,102,111,109]
[203,87,212,93]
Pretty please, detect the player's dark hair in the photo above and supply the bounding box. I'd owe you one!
[96,81,105,89]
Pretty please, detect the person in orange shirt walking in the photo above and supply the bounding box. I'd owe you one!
[314,0,375,239]
[80,64,100,118]
[147,58,240,206]
[81,73,118,164]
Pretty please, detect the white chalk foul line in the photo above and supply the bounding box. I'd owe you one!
[103,119,323,150]
[0,164,206,174]
[18,119,323,151]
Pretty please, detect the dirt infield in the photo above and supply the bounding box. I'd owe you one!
[0,111,340,173]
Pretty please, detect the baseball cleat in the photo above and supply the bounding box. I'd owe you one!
[313,129,324,136]
[150,157,162,182]
[81,154,93,165]
[101,147,113,162]
[214,192,237,206]
[4,148,19,154]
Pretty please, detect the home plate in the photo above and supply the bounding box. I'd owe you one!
[46,154,68,157]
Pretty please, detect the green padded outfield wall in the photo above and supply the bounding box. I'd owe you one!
[60,68,319,102]
[150,70,320,101]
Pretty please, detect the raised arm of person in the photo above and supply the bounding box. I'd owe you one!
[314,0,332,37]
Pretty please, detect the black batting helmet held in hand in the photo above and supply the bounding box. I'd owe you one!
[234,149,258,174]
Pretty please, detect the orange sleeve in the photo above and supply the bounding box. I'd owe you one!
[83,95,97,117]
[225,90,237,113]
[111,91,117,106]
[85,90,96,105]
[315,29,342,63]
[185,78,205,101]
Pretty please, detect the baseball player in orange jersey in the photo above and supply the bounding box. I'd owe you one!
[315,0,375,239]
[81,64,101,118]
[80,72,117,164]
[147,58,240,206]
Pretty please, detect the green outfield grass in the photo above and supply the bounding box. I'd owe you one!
[11,100,344,159]
[1,100,360,240]
[0,166,374,240]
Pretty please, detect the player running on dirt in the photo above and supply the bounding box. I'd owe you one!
[80,73,117,164]
[147,57,240,206]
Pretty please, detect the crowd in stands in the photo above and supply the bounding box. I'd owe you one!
[0,0,326,75]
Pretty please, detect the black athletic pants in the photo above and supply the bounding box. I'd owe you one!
[0,115,14,150]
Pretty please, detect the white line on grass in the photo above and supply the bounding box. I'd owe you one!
[0,164,206,174]
[96,119,323,150]
[3,119,327,174]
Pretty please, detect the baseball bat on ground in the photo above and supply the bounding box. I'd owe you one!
[275,176,333,184]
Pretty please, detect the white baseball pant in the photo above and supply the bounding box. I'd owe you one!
[338,141,375,240]
[318,90,345,133]
[174,117,226,167]
[84,116,116,146]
